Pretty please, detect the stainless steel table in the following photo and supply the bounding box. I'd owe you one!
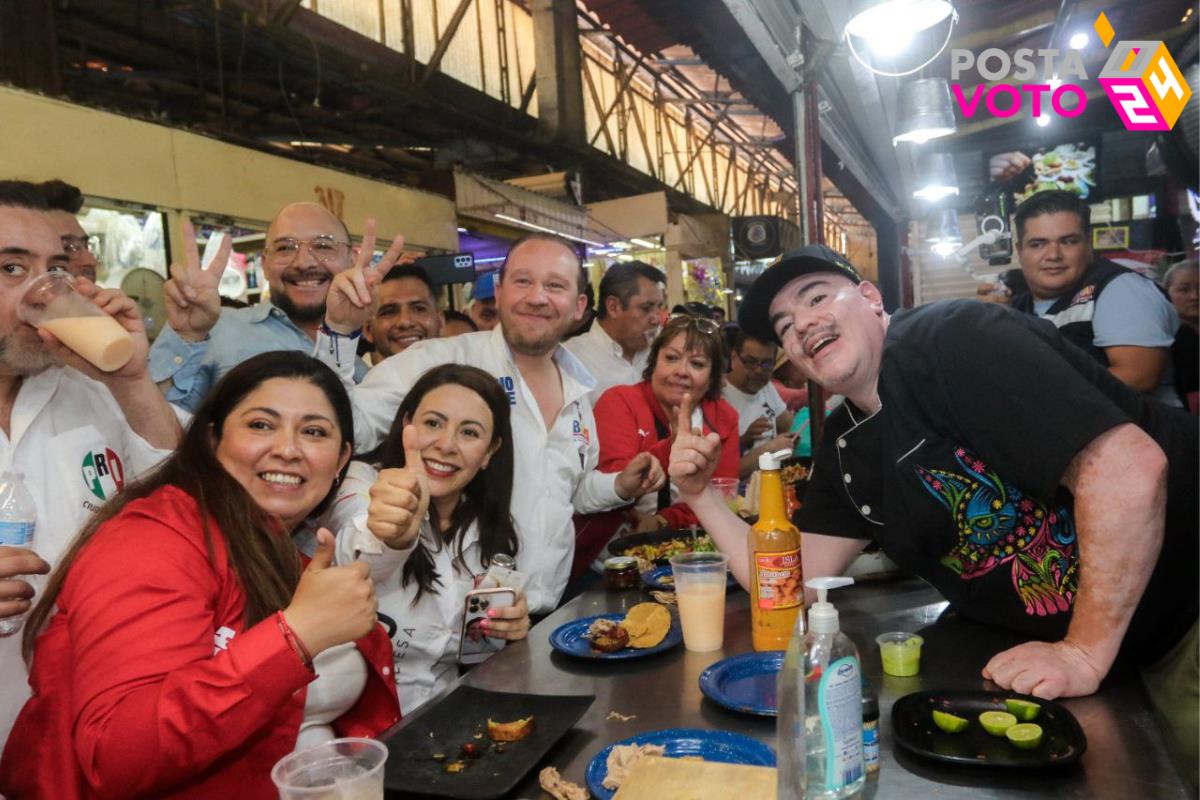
[387,577,1191,798]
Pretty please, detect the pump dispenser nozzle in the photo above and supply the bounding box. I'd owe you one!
[805,576,854,634]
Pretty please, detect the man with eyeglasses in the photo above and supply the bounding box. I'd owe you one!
[723,325,796,479]
[35,180,98,283]
[314,232,666,613]
[149,202,404,411]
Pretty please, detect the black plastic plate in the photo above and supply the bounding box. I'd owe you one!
[382,686,594,798]
[891,690,1087,768]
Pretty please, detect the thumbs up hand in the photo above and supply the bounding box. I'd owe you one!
[366,425,431,549]
[282,528,377,657]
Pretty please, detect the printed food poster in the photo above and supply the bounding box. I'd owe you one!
[1012,142,1098,203]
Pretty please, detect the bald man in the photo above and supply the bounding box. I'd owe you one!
[150,202,402,411]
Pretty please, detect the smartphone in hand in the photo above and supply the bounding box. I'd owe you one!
[457,587,516,665]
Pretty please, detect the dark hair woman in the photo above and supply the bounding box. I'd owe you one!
[573,316,740,570]
[313,363,528,714]
[0,352,399,800]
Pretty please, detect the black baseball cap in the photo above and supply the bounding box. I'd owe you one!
[737,244,862,344]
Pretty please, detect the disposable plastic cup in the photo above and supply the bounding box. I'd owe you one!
[271,738,387,800]
[670,552,728,652]
[876,632,924,677]
[18,273,134,372]
[711,477,741,515]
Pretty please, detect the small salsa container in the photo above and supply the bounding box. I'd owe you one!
[603,556,640,590]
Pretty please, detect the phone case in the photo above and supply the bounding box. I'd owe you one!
[458,588,516,665]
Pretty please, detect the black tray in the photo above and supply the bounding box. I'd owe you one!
[382,686,594,799]
[605,530,712,565]
[891,690,1087,768]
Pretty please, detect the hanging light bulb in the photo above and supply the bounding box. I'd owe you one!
[912,152,960,201]
[893,78,958,145]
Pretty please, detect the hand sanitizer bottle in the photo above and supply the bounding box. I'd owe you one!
[803,577,865,799]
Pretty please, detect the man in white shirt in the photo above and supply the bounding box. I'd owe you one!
[565,260,666,405]
[0,182,182,747]
[317,233,664,612]
[722,326,796,479]
[363,264,442,362]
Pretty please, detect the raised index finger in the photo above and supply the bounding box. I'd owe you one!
[676,392,696,435]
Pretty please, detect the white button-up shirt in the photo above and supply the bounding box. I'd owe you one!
[0,368,173,747]
[564,321,650,405]
[315,325,624,613]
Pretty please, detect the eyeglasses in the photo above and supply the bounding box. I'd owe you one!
[266,236,351,266]
[61,235,95,256]
[735,350,776,372]
[665,313,720,335]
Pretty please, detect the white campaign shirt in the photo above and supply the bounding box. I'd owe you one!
[564,322,649,405]
[722,381,787,447]
[318,461,486,714]
[0,367,173,747]
[315,325,624,613]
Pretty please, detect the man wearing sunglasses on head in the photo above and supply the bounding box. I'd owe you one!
[723,325,796,479]
[149,203,406,411]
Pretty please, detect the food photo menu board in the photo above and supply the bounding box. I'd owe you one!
[1007,141,1100,203]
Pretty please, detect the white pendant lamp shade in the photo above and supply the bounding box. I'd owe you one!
[844,0,958,77]
[893,78,957,145]
[912,152,959,201]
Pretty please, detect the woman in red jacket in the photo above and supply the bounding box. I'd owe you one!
[575,315,739,571]
[0,352,400,800]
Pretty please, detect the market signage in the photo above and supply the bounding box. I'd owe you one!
[948,11,1191,132]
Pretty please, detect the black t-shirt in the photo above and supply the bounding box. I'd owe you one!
[1172,324,1198,408]
[794,300,1198,664]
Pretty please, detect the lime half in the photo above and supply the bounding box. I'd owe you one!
[979,710,1018,736]
[1005,698,1041,721]
[932,710,970,733]
[1005,722,1043,749]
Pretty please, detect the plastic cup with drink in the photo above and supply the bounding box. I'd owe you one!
[18,273,134,373]
[711,477,741,516]
[669,551,728,652]
[876,631,923,677]
[271,737,388,800]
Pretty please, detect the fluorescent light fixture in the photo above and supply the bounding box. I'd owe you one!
[493,213,606,248]
[722,288,734,294]
[616,254,634,262]
[893,78,957,145]
[912,152,959,200]
[1068,32,1088,49]
[1036,114,1051,127]
[630,237,659,249]
[474,256,506,264]
[456,227,468,233]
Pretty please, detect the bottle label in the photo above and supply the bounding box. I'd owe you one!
[817,656,864,790]
[862,719,880,772]
[0,520,35,547]
[753,548,802,610]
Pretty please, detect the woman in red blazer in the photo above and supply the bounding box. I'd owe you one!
[0,352,400,800]
[575,315,739,572]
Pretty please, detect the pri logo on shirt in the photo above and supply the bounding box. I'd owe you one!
[213,625,236,655]
[81,447,125,501]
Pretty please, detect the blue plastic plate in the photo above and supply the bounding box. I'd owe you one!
[585,728,776,800]
[698,651,785,716]
[548,613,682,660]
[641,565,738,592]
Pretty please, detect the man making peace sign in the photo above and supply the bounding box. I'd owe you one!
[150,202,405,411]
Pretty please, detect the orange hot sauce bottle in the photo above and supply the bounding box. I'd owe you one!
[748,449,804,651]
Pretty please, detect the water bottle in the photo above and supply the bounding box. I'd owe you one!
[0,471,38,637]
[776,612,806,798]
